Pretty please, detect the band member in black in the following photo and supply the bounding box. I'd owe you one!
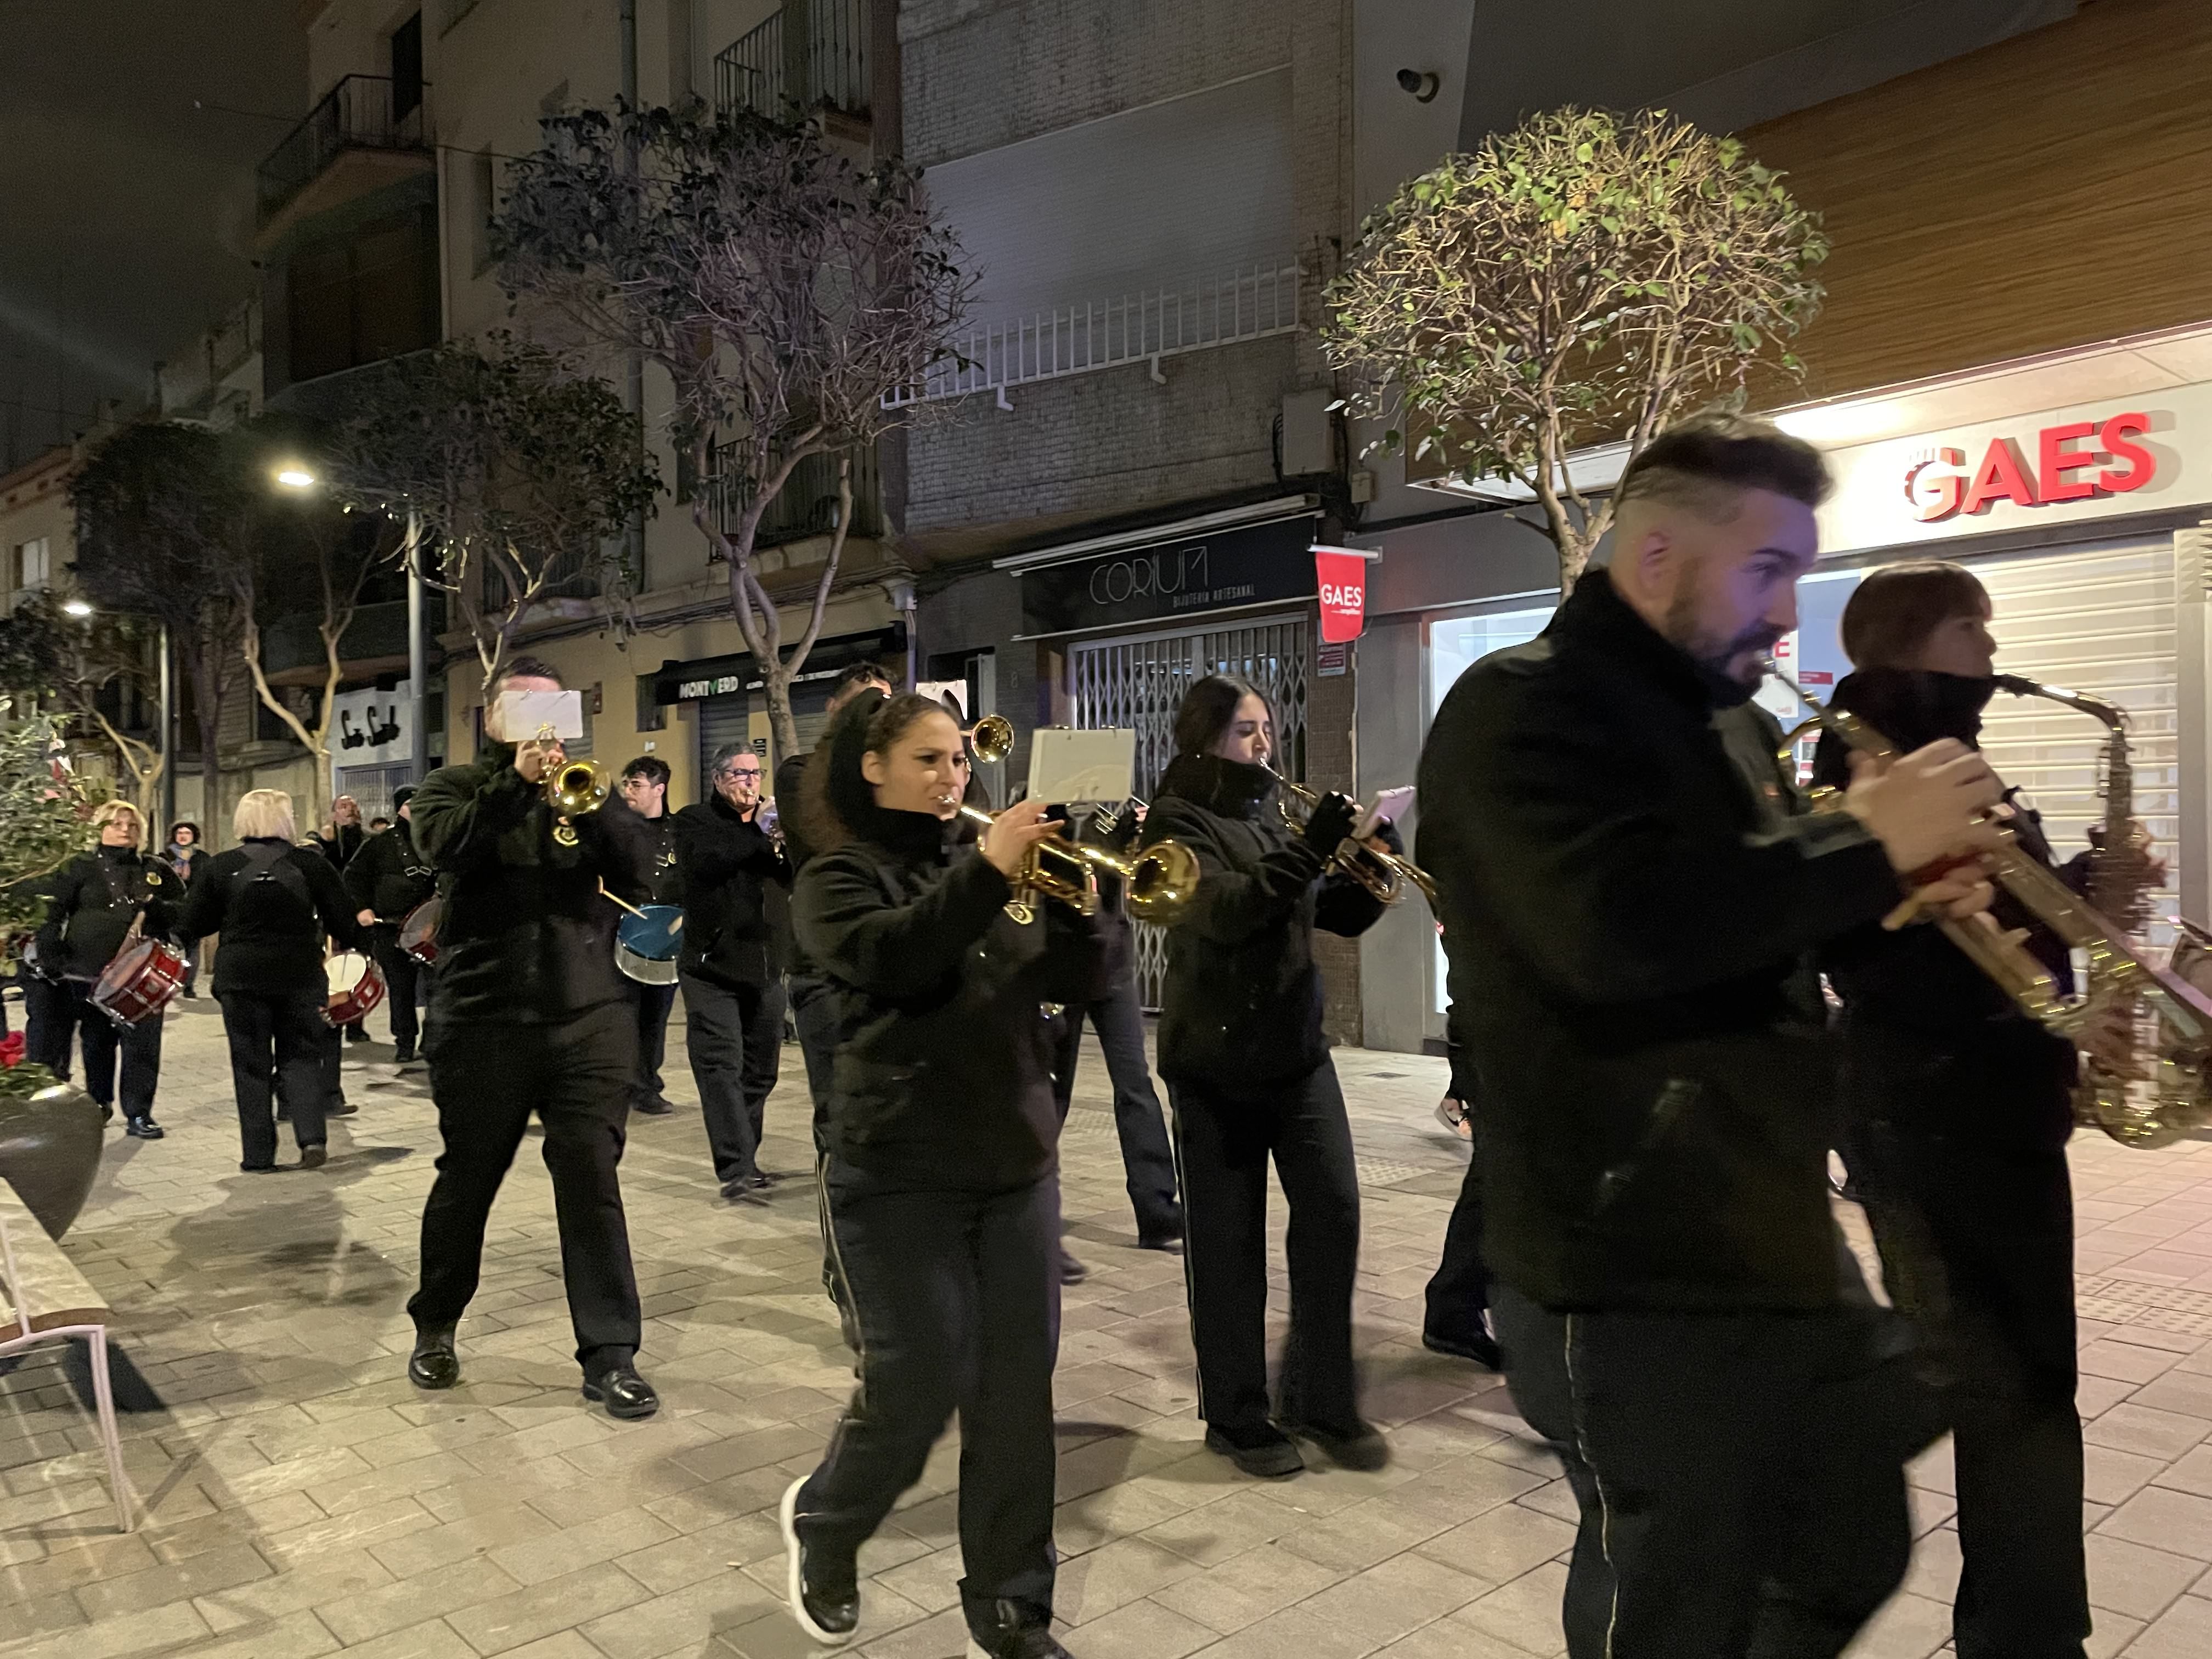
[1419,418,2006,1658]
[1419,1025,1501,1369]
[163,821,207,997]
[313,795,373,1044]
[403,657,661,1420]
[32,800,186,1139]
[185,789,364,1171]
[1139,677,1391,1480]
[616,757,682,1117]
[343,786,437,1065]
[1814,562,2091,1659]
[675,742,791,1199]
[780,692,1107,1659]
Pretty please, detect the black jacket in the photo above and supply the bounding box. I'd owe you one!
[36,844,187,981]
[184,840,364,996]
[1813,669,2078,1149]
[311,821,366,870]
[409,743,656,1024]
[634,810,682,907]
[673,794,789,989]
[1139,755,1386,1088]
[793,807,1118,1189]
[1417,569,1904,1313]
[343,817,439,923]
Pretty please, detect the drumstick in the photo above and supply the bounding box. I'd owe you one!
[597,881,649,920]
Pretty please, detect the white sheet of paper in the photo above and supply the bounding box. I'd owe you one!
[496,690,584,741]
[1026,729,1136,805]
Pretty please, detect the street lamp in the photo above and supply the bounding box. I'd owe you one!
[61,597,94,618]
[274,466,317,489]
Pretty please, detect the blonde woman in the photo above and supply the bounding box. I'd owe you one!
[182,790,364,1171]
[28,800,188,1138]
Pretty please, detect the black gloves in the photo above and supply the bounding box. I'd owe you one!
[1302,791,1357,854]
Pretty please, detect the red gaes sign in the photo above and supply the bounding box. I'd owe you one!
[1315,548,1368,644]
[1904,410,2156,522]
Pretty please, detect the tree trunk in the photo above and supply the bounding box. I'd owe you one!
[762,661,800,769]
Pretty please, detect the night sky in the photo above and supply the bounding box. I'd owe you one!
[0,0,304,476]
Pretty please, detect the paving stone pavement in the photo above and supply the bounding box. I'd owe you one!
[5,996,2212,1658]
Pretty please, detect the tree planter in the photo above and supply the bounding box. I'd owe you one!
[0,1082,106,1240]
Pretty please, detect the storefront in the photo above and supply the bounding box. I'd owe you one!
[651,626,905,787]
[1354,352,2212,1055]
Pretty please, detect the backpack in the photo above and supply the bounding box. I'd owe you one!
[232,843,315,933]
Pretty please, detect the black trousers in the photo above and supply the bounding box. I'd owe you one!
[71,984,162,1118]
[1167,1059,1361,1432]
[221,988,329,1165]
[274,1017,343,1119]
[23,974,76,1080]
[629,978,678,1108]
[1049,977,1181,1238]
[681,971,785,1185]
[1492,1284,1920,1659]
[371,930,423,1050]
[789,970,839,1154]
[1856,1121,2088,1659]
[407,1002,643,1366]
[1424,1132,1489,1344]
[798,1161,1061,1631]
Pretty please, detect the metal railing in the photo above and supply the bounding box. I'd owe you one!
[713,0,869,121]
[888,262,1304,407]
[257,75,432,225]
[707,443,882,555]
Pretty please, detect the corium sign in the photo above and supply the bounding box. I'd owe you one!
[1021,516,1320,635]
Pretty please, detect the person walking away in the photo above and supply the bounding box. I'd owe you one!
[674,742,791,1200]
[185,789,365,1171]
[33,800,186,1140]
[313,796,373,1045]
[402,657,662,1419]
[1419,416,2007,1658]
[780,692,1108,1657]
[1139,676,1392,1480]
[1419,1025,1501,1368]
[615,757,682,1116]
[164,822,207,997]
[343,787,438,1066]
[1814,561,2095,1659]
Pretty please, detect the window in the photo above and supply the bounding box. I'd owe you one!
[471,151,498,272]
[285,204,439,386]
[13,538,50,592]
[390,12,424,122]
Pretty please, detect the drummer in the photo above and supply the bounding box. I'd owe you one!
[616,758,682,1117]
[343,787,438,1067]
[183,789,366,1171]
[32,800,188,1141]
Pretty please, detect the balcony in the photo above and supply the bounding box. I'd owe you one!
[257,75,432,233]
[708,443,882,556]
[714,0,868,122]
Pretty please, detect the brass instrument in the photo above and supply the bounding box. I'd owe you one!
[533,724,611,847]
[965,714,1014,760]
[1266,766,1437,908]
[1771,668,2212,1148]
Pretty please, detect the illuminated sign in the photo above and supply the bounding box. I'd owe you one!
[1904,411,2155,522]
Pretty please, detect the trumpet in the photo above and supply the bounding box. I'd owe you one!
[955,804,1199,923]
[531,724,611,845]
[965,713,1015,763]
[1266,766,1436,908]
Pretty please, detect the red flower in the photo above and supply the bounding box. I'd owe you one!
[0,1032,23,1069]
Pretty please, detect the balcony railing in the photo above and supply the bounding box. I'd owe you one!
[708,443,882,555]
[257,75,431,226]
[887,262,1304,407]
[714,0,869,121]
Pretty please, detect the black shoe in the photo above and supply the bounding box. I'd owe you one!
[583,1362,659,1420]
[182,988,199,1000]
[965,1598,1070,1659]
[393,1044,416,1066]
[1136,1230,1184,1254]
[721,1178,770,1206]
[124,1115,163,1140]
[240,1161,276,1173]
[408,1325,460,1390]
[755,1169,784,1186]
[780,1476,859,1645]
[1423,1327,1503,1370]
[1058,1248,1088,1286]
[633,1096,673,1116]
[345,1025,370,1044]
[327,1098,358,1118]
[1284,1417,1390,1471]
[1204,1423,1304,1479]
[298,1144,328,1170]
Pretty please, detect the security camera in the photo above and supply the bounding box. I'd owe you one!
[1396,68,1440,103]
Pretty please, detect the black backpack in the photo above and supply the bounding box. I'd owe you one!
[232,843,315,932]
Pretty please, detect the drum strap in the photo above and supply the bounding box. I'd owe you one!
[240,843,314,911]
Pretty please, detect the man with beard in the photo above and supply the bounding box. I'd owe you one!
[345,787,437,1065]
[1418,417,2008,1657]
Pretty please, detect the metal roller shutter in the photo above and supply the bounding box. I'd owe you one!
[697,693,753,787]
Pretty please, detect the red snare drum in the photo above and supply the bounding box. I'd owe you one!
[92,938,187,1027]
[324,951,387,1028]
[397,896,442,966]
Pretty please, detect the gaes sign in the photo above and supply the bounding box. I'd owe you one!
[1312,546,1372,644]
[1904,410,2155,522]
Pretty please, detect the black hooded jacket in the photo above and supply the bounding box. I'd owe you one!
[1417,569,1906,1312]
[1139,754,1387,1089]
[1813,668,2078,1148]
[343,816,438,923]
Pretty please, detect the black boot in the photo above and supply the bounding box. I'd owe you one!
[408,1323,460,1390]
[582,1355,659,1420]
[124,1114,164,1139]
[779,1477,859,1645]
[966,1598,1071,1659]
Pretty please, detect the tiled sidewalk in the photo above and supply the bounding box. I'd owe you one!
[3,997,2211,1659]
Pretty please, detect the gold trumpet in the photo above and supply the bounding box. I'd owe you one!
[1266,766,1436,908]
[532,724,611,846]
[964,713,1015,762]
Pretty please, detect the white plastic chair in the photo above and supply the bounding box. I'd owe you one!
[0,1188,131,1532]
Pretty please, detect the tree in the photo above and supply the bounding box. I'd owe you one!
[0,703,111,951]
[69,422,253,834]
[1323,107,1828,593]
[495,104,972,759]
[325,340,660,692]
[0,591,164,822]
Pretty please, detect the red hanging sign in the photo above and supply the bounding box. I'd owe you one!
[1314,548,1369,644]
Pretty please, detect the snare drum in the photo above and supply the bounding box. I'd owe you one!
[92,938,187,1027]
[397,896,443,966]
[324,951,388,1028]
[614,905,683,986]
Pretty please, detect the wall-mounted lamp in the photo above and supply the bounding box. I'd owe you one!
[1396,68,1441,103]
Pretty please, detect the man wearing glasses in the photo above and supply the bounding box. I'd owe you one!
[674,742,793,1201]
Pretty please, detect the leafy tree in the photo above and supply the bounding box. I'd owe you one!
[0,590,164,821]
[1324,107,1827,592]
[0,703,110,954]
[324,339,660,692]
[495,103,971,759]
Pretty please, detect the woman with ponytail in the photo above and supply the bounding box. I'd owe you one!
[777,690,1115,1659]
